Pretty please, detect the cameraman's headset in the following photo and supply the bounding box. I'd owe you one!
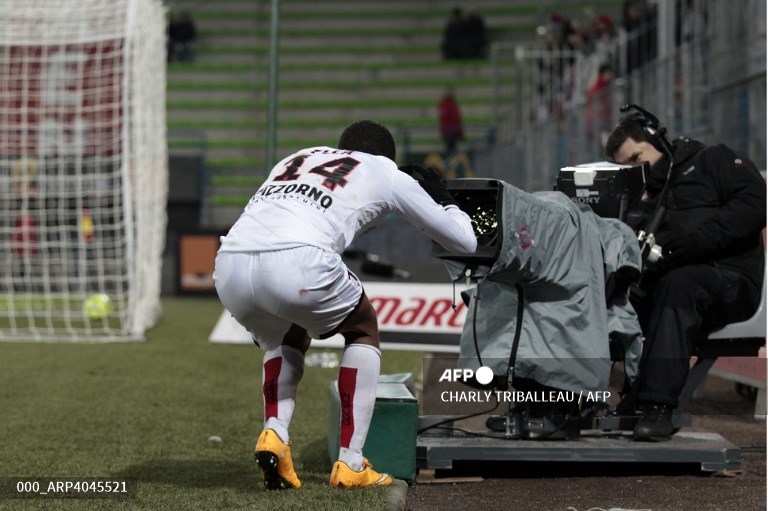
[617,104,676,267]
[618,103,674,157]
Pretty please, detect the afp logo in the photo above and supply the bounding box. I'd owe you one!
[439,366,495,385]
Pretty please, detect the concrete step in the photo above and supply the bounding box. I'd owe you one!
[167,70,258,83]
[192,50,443,67]
[194,19,454,33]
[179,0,569,14]
[166,0,261,13]
[167,114,495,137]
[167,108,264,122]
[192,146,263,163]
[167,83,493,103]
[166,100,494,115]
[279,36,440,51]
[196,34,265,47]
[280,14,535,31]
[284,65,495,82]
[191,9,541,31]
[178,121,491,148]
[180,0,620,28]
[196,23,536,46]
[167,73,498,92]
[167,102,493,122]
[168,62,496,83]
[167,101,492,122]
[196,41,440,53]
[168,90,263,102]
[176,129,469,161]
[178,134,485,167]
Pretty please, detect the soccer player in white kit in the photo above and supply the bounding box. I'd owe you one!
[214,120,477,489]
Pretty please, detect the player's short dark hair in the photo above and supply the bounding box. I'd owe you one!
[338,120,396,161]
[604,114,652,160]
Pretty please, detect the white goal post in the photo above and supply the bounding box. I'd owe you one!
[0,0,168,341]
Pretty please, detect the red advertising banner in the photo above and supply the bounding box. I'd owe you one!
[0,42,124,157]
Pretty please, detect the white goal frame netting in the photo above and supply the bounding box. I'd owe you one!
[0,0,168,341]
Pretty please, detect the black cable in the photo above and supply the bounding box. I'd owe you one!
[427,425,509,440]
[417,393,500,435]
[505,283,525,389]
[472,272,489,367]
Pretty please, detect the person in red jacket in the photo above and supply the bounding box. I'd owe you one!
[586,63,615,149]
[438,87,465,156]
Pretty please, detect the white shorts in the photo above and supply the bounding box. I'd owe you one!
[213,246,363,351]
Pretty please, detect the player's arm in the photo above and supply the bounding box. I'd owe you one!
[391,165,477,254]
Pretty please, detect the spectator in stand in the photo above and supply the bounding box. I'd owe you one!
[168,9,197,63]
[441,7,489,60]
[535,14,569,119]
[564,17,588,54]
[546,12,567,45]
[535,10,617,122]
[464,10,489,59]
[590,13,618,71]
[593,14,616,42]
[556,17,589,107]
[622,0,657,73]
[441,7,467,59]
[585,63,615,150]
[437,87,465,156]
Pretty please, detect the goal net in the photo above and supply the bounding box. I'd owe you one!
[0,0,168,341]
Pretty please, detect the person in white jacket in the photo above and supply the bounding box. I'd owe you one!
[214,120,477,490]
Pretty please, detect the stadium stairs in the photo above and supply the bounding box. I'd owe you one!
[165,0,622,229]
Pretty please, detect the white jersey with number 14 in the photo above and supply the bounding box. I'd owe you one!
[218,146,477,256]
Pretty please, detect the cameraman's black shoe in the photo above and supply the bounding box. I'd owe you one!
[633,401,674,442]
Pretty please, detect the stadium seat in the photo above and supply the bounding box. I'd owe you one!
[706,272,766,341]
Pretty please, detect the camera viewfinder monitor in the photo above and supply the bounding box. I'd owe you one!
[432,178,503,267]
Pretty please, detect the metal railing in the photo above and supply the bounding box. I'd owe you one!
[481,0,766,191]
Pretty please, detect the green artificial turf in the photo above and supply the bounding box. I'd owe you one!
[0,296,424,510]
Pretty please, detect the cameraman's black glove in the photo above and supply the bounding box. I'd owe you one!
[653,229,702,271]
[398,164,458,208]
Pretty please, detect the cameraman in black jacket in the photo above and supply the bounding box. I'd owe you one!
[605,113,766,441]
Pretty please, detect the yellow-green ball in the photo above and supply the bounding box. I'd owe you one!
[83,294,114,319]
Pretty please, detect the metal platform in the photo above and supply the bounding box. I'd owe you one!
[417,429,741,473]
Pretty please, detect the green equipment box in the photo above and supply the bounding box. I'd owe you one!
[328,373,418,481]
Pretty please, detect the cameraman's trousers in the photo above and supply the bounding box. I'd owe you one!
[631,264,761,408]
